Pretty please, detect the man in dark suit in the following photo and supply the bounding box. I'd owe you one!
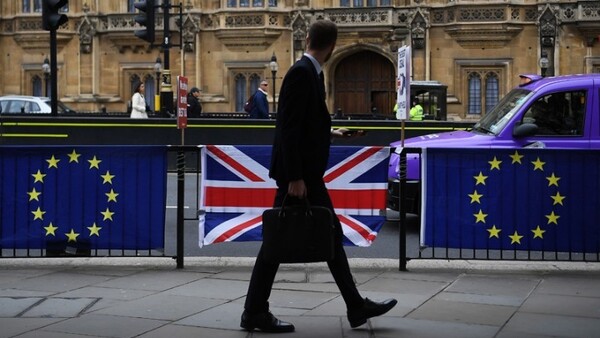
[186,87,203,118]
[249,80,270,119]
[241,20,397,333]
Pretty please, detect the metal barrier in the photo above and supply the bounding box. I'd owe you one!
[0,145,201,269]
[398,147,600,271]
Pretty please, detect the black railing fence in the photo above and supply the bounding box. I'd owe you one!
[397,147,600,271]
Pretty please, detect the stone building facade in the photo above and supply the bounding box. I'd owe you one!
[1,0,599,120]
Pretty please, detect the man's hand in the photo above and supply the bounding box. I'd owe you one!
[331,128,366,138]
[288,180,307,198]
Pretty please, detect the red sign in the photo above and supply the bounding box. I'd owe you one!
[177,76,188,129]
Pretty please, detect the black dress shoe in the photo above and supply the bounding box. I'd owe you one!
[347,298,398,328]
[240,310,295,333]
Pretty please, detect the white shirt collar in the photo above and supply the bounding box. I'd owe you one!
[304,52,322,75]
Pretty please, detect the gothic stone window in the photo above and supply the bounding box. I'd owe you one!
[24,0,69,13]
[340,0,391,7]
[32,75,43,97]
[228,0,277,8]
[234,73,261,112]
[22,0,42,12]
[129,74,158,113]
[462,68,503,116]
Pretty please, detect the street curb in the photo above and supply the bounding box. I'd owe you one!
[1,256,599,272]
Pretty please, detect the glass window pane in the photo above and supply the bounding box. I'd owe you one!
[353,0,363,7]
[145,77,155,113]
[236,74,247,112]
[227,0,237,7]
[240,0,250,7]
[268,0,277,6]
[485,74,499,113]
[380,0,391,5]
[366,0,377,6]
[32,76,42,97]
[128,0,136,12]
[340,0,350,6]
[253,0,264,6]
[34,0,42,12]
[23,0,30,13]
[468,73,481,115]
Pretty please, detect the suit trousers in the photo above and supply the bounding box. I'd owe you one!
[244,179,365,314]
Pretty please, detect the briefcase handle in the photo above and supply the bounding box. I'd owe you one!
[279,194,313,218]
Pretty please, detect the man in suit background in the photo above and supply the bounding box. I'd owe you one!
[241,20,397,333]
[249,80,270,119]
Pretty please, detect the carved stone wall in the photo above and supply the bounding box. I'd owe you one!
[0,0,598,117]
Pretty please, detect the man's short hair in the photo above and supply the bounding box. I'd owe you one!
[307,20,338,51]
[190,87,200,94]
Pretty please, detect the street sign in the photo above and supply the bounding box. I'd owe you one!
[177,76,188,129]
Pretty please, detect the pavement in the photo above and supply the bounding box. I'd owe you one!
[1,257,600,338]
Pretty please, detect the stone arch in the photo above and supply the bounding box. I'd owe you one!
[327,46,396,118]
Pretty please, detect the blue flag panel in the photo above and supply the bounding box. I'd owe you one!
[423,148,600,253]
[0,146,167,250]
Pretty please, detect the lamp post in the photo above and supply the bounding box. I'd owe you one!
[42,57,50,97]
[154,57,162,113]
[269,53,278,114]
[538,51,549,77]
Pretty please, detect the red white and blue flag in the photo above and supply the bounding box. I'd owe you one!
[199,145,389,247]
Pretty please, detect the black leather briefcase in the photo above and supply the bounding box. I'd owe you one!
[262,198,335,263]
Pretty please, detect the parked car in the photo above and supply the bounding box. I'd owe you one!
[388,73,600,213]
[0,95,75,114]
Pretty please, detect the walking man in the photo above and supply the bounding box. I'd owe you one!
[241,20,397,333]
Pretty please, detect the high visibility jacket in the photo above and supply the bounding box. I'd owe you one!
[409,104,423,121]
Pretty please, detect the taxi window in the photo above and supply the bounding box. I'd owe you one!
[522,91,586,136]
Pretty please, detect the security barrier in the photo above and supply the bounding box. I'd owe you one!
[398,147,600,270]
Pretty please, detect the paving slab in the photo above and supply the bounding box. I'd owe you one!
[41,313,168,338]
[93,294,225,321]
[408,299,517,326]
[519,293,600,318]
[533,274,600,297]
[55,285,155,301]
[95,270,208,292]
[6,271,110,293]
[21,297,98,318]
[370,317,499,338]
[0,297,42,317]
[174,302,246,331]
[501,312,600,337]
[165,278,249,300]
[0,318,65,338]
[137,324,249,338]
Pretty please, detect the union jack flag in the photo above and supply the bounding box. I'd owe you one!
[199,145,389,247]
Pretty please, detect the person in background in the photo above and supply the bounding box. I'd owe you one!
[409,98,424,121]
[187,87,203,118]
[250,80,270,119]
[130,82,148,119]
[240,20,397,334]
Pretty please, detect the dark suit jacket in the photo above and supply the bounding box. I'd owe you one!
[250,90,269,119]
[269,56,332,183]
[187,95,202,118]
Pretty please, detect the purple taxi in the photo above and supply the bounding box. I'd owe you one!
[388,73,600,212]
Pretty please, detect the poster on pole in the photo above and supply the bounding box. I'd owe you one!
[177,76,188,129]
[396,46,411,120]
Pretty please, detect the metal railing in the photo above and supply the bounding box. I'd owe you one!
[398,147,600,271]
[0,145,202,269]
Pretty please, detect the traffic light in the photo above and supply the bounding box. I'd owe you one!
[134,0,156,43]
[42,0,68,31]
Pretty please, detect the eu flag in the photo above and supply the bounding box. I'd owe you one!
[423,148,600,253]
[0,146,167,250]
